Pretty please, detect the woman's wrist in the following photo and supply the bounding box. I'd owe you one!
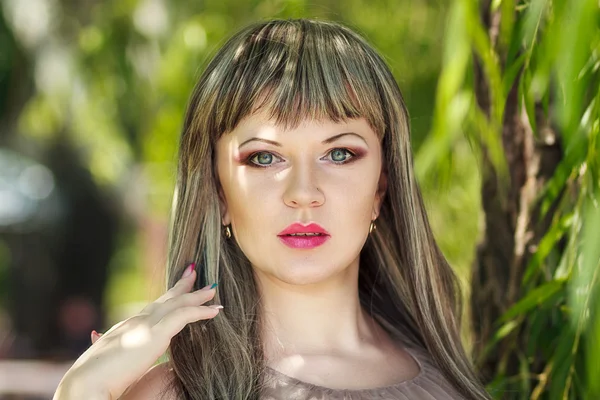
[53,374,112,400]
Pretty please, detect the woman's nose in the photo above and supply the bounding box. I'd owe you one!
[282,162,325,208]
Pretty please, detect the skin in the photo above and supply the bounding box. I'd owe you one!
[215,110,421,388]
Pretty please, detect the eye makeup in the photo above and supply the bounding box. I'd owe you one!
[240,147,366,169]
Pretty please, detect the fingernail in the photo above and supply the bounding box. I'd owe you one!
[201,282,218,290]
[208,305,224,310]
[182,263,196,278]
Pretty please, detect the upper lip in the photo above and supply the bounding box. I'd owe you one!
[278,222,330,236]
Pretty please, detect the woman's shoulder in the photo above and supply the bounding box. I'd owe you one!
[119,362,177,400]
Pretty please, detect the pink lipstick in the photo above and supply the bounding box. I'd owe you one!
[277,222,330,249]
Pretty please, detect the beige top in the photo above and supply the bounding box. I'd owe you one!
[260,346,466,399]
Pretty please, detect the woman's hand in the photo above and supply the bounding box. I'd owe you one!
[53,264,222,400]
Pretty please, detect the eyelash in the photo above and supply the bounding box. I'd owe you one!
[244,148,359,168]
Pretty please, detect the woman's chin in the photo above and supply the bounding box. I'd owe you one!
[271,265,346,286]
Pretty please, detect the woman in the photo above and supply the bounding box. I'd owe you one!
[54,18,492,400]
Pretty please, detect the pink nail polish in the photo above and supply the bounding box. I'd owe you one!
[182,263,196,278]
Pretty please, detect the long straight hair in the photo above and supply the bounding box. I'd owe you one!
[165,18,491,399]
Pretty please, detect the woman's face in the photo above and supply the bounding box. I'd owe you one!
[215,110,387,285]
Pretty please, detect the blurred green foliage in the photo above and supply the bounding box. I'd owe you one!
[423,0,600,398]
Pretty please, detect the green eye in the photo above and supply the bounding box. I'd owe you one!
[246,148,356,168]
[247,152,281,166]
[255,153,273,165]
[330,149,351,162]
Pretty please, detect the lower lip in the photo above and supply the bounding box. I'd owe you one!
[278,235,330,249]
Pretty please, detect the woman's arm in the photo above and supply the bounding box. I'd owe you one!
[53,374,111,400]
[118,363,177,400]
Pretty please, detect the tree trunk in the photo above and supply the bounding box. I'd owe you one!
[469,1,563,384]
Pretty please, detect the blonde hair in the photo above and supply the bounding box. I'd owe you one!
[165,18,490,399]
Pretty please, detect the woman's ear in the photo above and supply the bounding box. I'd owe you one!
[217,184,231,225]
[373,168,388,220]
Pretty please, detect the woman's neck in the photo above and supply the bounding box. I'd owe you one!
[256,262,384,361]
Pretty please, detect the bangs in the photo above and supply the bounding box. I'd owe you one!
[205,19,387,138]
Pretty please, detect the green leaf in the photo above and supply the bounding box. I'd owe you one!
[548,325,576,399]
[518,351,531,396]
[523,212,573,285]
[499,279,565,323]
[480,320,520,360]
[587,296,600,396]
[522,0,547,53]
[568,190,600,329]
[499,0,516,54]
[521,67,538,135]
[506,9,525,67]
[538,138,587,219]
[503,52,527,99]
[555,0,599,143]
[526,309,547,357]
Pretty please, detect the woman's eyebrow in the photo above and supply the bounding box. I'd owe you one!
[238,132,368,150]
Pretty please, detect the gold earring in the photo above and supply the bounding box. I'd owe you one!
[224,225,231,239]
[369,220,376,234]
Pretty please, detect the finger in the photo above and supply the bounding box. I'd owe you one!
[159,264,198,300]
[143,280,216,317]
[153,305,223,339]
[91,330,103,344]
[147,287,218,325]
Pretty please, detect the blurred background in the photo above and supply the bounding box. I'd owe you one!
[0,0,598,399]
